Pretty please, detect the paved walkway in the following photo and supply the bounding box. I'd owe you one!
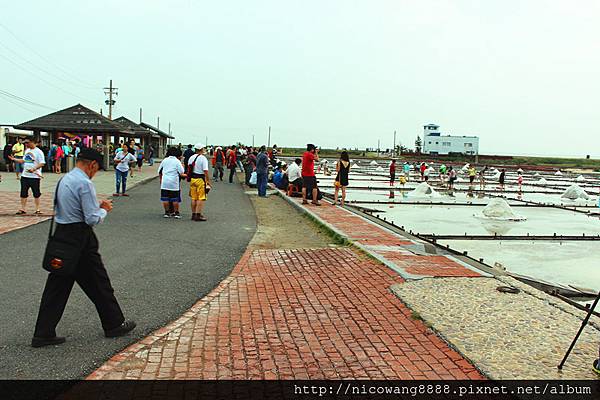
[87,191,484,380]
[0,165,159,235]
[287,197,483,279]
[0,174,256,379]
[88,248,481,380]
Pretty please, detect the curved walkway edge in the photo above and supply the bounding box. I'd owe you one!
[85,189,483,380]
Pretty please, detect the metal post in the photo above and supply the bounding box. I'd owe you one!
[558,290,600,369]
[393,130,396,157]
[268,126,271,148]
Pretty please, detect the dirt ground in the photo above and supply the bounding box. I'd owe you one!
[248,193,336,249]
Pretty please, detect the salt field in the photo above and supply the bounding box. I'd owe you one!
[439,240,600,292]
[306,158,600,294]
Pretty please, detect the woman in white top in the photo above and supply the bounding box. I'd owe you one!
[113,144,136,196]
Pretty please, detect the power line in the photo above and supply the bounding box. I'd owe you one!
[0,39,98,91]
[0,21,98,90]
[0,53,98,105]
[0,89,54,110]
[0,94,38,114]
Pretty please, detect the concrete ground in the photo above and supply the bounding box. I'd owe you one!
[0,173,256,379]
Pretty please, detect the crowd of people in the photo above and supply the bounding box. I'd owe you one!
[386,160,511,192]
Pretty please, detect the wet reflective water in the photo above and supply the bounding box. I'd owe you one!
[367,204,600,236]
[441,240,600,291]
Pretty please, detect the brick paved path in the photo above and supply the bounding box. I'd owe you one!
[0,192,54,234]
[0,191,109,235]
[88,247,483,380]
[0,166,156,235]
[292,198,481,278]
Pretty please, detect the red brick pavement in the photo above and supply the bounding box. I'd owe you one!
[0,191,108,235]
[291,198,481,278]
[0,192,54,234]
[88,247,483,380]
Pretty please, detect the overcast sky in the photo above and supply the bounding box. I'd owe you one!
[1,0,598,156]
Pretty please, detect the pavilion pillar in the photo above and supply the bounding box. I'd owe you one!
[103,133,110,170]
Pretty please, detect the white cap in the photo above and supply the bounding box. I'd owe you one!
[195,143,204,150]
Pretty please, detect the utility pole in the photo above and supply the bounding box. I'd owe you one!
[157,116,160,130]
[252,134,255,147]
[393,130,397,158]
[205,136,208,147]
[139,108,143,124]
[377,139,380,157]
[267,126,271,148]
[103,79,118,120]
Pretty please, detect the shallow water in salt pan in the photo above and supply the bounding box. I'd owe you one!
[441,240,600,291]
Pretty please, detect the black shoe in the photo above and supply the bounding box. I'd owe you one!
[31,336,66,348]
[104,320,136,338]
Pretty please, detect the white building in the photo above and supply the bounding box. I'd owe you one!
[0,126,34,148]
[422,124,479,155]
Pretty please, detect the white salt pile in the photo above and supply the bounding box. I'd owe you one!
[370,160,378,166]
[561,184,590,200]
[406,182,441,198]
[538,178,548,184]
[517,168,524,173]
[555,170,563,176]
[576,175,586,182]
[493,172,501,180]
[534,172,541,177]
[351,163,359,169]
[375,166,384,172]
[475,198,526,221]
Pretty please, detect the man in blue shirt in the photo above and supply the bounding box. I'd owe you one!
[256,145,269,197]
[32,148,136,348]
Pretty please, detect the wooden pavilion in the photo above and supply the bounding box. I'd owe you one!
[113,116,157,150]
[14,104,132,168]
[139,122,174,158]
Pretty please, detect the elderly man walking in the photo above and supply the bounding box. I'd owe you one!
[187,144,211,221]
[32,148,135,347]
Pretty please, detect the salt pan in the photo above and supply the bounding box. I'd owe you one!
[475,198,526,221]
[406,182,441,198]
[561,184,590,200]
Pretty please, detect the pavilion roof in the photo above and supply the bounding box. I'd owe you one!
[113,116,157,137]
[14,104,129,134]
[140,122,174,139]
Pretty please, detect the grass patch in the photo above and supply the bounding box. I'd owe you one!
[301,211,351,247]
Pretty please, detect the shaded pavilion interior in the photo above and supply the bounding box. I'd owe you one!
[14,104,174,166]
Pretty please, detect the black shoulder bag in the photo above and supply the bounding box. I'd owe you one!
[42,179,84,276]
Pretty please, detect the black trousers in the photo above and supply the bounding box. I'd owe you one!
[228,166,236,183]
[34,223,125,338]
